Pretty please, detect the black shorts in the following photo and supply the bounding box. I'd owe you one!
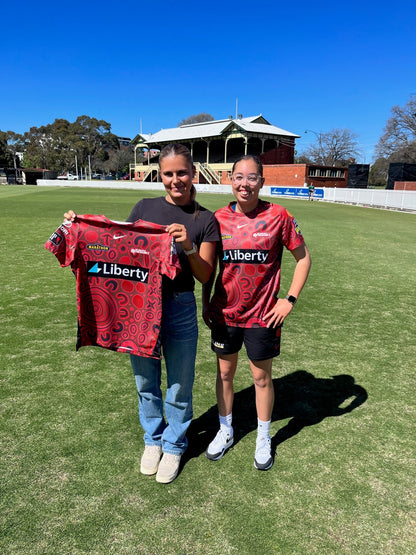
[211,323,281,361]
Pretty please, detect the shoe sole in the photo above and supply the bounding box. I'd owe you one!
[140,465,159,476]
[205,438,234,461]
[155,471,179,484]
[254,458,273,471]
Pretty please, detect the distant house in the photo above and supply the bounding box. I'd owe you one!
[117,136,132,147]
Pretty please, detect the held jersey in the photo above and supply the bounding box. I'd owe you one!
[210,201,304,328]
[44,214,181,358]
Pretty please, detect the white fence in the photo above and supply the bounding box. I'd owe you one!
[37,180,416,212]
[321,187,416,212]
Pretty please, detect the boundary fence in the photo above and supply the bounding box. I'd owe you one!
[37,180,416,212]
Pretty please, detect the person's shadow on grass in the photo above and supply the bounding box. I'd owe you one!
[182,370,368,465]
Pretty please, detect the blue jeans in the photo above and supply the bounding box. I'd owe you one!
[130,291,198,455]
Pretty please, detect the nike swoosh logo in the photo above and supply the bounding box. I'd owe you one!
[113,234,127,240]
[237,223,248,229]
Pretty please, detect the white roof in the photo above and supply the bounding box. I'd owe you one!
[141,115,299,145]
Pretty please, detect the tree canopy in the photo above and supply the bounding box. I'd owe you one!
[21,116,122,173]
[0,131,13,166]
[300,128,361,167]
[0,130,24,168]
[177,112,215,126]
[375,96,416,162]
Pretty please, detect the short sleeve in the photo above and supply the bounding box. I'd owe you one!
[159,237,182,280]
[44,221,78,267]
[200,211,220,244]
[282,209,304,251]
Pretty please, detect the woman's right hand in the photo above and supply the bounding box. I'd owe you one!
[64,210,76,221]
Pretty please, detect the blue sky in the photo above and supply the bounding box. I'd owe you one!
[2,0,415,163]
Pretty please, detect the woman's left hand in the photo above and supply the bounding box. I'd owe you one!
[263,298,294,328]
[166,223,193,251]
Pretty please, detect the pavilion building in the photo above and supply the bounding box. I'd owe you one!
[130,115,349,188]
[130,115,299,185]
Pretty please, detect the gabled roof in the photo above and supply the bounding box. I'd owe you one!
[139,115,299,146]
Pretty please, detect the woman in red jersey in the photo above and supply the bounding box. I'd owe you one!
[203,155,311,470]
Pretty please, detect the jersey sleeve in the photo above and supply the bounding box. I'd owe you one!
[281,208,305,251]
[159,238,182,280]
[44,221,78,267]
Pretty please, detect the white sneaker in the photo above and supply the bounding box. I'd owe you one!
[140,445,162,475]
[155,453,182,484]
[254,436,273,470]
[206,428,234,461]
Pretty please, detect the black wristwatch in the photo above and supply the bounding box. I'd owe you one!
[285,295,297,305]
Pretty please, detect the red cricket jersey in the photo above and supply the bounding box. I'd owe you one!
[210,201,304,327]
[44,214,181,358]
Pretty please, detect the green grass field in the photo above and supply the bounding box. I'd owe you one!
[1,185,415,554]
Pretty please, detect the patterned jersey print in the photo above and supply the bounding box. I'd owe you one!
[210,201,304,328]
[45,214,181,358]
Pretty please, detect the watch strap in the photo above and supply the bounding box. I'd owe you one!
[184,242,197,256]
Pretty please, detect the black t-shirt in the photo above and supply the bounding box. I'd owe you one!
[128,196,219,293]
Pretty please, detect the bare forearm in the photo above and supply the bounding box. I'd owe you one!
[187,252,215,284]
[287,247,311,299]
[187,241,217,285]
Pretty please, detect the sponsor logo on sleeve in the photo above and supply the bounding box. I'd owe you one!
[59,223,70,235]
[293,219,302,234]
[49,230,64,246]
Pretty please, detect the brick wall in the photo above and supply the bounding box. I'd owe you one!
[262,164,348,188]
[259,144,294,165]
[394,181,416,191]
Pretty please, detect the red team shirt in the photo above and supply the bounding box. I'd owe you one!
[210,200,304,328]
[44,215,181,358]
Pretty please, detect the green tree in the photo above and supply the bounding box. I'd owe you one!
[22,116,119,173]
[72,115,119,170]
[22,126,54,169]
[0,131,13,166]
[368,158,389,188]
[0,130,24,168]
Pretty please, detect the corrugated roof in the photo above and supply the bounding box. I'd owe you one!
[142,115,299,145]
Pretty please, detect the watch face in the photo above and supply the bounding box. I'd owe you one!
[286,295,297,304]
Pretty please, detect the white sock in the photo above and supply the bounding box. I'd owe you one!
[257,418,271,440]
[219,413,233,436]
